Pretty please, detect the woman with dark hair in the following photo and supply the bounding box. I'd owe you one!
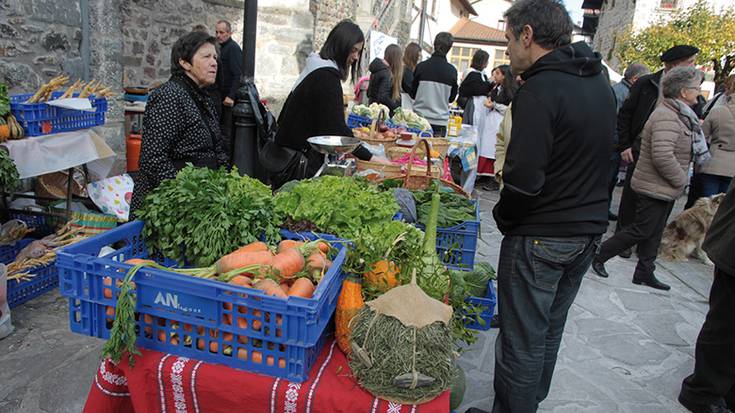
[401,42,421,100]
[270,20,383,188]
[367,44,403,115]
[458,49,491,113]
[475,64,517,184]
[130,31,228,214]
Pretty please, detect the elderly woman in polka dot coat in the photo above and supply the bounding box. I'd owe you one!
[130,31,229,215]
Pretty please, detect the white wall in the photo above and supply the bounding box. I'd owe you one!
[469,0,512,31]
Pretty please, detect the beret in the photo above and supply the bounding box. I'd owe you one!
[660,45,700,62]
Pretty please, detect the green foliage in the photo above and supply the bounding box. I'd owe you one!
[413,188,476,228]
[617,0,735,85]
[273,176,399,238]
[135,165,281,267]
[0,84,9,117]
[0,149,20,191]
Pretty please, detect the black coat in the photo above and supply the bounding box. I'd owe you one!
[367,58,400,114]
[216,38,243,101]
[457,70,491,109]
[275,67,371,177]
[493,42,616,236]
[401,66,414,95]
[131,74,228,214]
[617,70,663,154]
[703,179,735,276]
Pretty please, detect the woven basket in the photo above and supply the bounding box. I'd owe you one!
[377,139,468,196]
[355,159,403,180]
[387,138,449,160]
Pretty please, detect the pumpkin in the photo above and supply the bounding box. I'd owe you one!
[364,260,400,292]
[0,117,8,142]
[335,275,364,355]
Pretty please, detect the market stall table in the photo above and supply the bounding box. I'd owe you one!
[85,339,450,413]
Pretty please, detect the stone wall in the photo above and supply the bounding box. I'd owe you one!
[0,0,84,94]
[593,0,636,71]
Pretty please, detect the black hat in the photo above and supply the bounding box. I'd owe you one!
[660,45,700,63]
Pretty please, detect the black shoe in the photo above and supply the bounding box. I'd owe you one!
[633,274,671,291]
[591,258,610,278]
[618,248,632,259]
[608,211,618,221]
[678,393,732,413]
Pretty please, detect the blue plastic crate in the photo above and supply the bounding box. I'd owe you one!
[347,113,374,129]
[9,212,58,236]
[3,238,59,308]
[10,92,108,137]
[56,220,347,382]
[465,280,496,331]
[412,200,480,271]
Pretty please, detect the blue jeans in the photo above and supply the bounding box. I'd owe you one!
[698,174,732,198]
[492,235,601,413]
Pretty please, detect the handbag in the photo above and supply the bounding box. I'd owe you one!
[246,84,310,188]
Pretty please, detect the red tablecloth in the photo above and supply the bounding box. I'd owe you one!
[85,340,450,413]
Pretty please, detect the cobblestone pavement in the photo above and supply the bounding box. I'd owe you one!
[0,186,712,413]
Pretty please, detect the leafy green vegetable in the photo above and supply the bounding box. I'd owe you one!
[447,263,497,349]
[416,187,451,301]
[460,262,496,297]
[0,84,9,117]
[414,188,475,228]
[274,176,399,238]
[0,149,20,191]
[344,220,424,300]
[135,165,281,267]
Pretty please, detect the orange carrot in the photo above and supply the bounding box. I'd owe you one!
[288,278,315,298]
[223,313,233,325]
[237,317,248,329]
[105,306,115,317]
[215,250,274,274]
[143,314,153,324]
[270,248,305,279]
[254,279,288,298]
[223,302,233,311]
[277,239,303,253]
[266,355,275,366]
[124,258,155,266]
[170,335,179,346]
[229,275,253,287]
[209,341,219,353]
[278,358,286,369]
[237,348,247,360]
[252,351,263,364]
[103,277,113,299]
[223,332,234,342]
[233,241,269,254]
[315,241,330,254]
[196,338,205,350]
[157,330,166,342]
[237,305,248,314]
[237,335,248,345]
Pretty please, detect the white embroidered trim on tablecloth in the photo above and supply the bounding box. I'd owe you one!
[99,360,128,386]
[306,341,336,413]
[158,354,172,413]
[387,401,403,413]
[191,361,203,413]
[270,378,281,413]
[95,375,130,397]
[284,382,301,413]
[171,357,189,413]
[370,397,379,413]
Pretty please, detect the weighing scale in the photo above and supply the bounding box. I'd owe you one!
[307,135,361,177]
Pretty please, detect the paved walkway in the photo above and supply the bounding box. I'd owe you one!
[458,188,711,413]
[0,187,713,412]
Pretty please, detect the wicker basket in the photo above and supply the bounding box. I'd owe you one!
[387,138,449,160]
[355,159,403,180]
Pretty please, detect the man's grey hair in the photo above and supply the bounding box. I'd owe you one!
[661,66,703,99]
[624,63,650,81]
[216,20,232,33]
[503,0,572,50]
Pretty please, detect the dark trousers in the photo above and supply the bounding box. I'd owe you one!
[598,194,674,280]
[492,235,600,413]
[698,173,733,198]
[616,160,638,232]
[685,173,702,210]
[608,154,621,211]
[679,268,735,410]
[220,105,234,162]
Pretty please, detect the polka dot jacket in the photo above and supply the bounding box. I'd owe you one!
[130,74,229,214]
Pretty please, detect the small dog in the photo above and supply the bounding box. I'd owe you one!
[659,194,726,265]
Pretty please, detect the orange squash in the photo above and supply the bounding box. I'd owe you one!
[364,260,400,292]
[335,276,364,355]
[0,118,8,142]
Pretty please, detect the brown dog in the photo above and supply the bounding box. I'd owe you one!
[659,194,726,265]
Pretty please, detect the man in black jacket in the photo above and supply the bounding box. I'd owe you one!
[614,45,698,257]
[410,32,458,137]
[489,0,615,411]
[214,20,243,159]
[678,178,735,413]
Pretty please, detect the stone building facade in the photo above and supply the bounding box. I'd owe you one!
[1,0,411,173]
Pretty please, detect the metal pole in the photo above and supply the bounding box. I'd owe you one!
[232,0,259,177]
[418,0,428,51]
[80,0,91,81]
